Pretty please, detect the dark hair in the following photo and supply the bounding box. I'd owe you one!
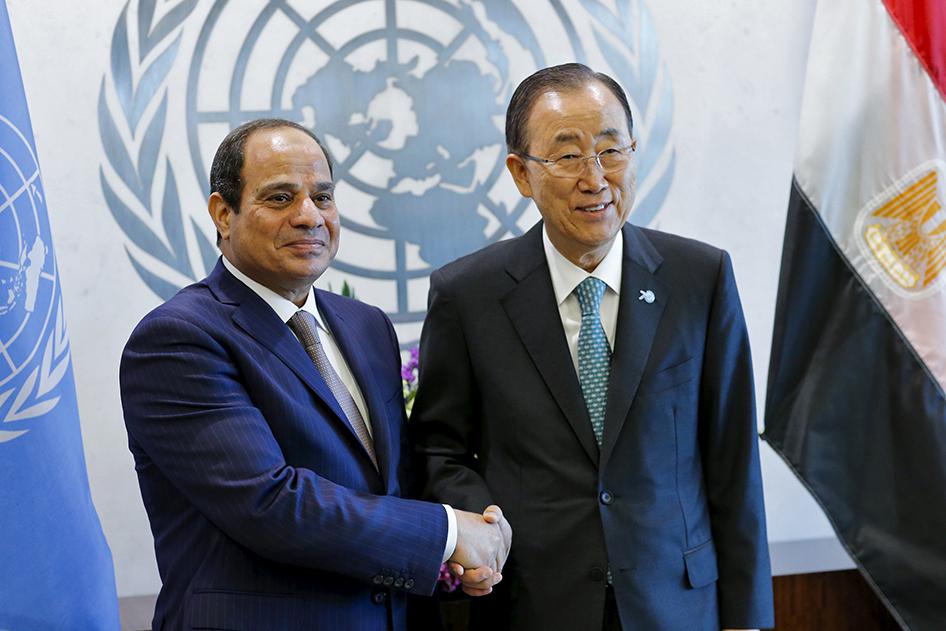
[209,118,334,212]
[505,63,634,155]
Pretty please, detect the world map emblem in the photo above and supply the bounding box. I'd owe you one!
[0,115,71,443]
[99,0,675,343]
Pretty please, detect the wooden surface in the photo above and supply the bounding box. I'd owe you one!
[772,570,903,630]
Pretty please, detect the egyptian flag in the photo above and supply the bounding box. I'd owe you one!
[763,0,946,628]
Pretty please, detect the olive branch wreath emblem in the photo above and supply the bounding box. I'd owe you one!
[0,296,71,441]
[99,0,208,301]
[98,0,673,303]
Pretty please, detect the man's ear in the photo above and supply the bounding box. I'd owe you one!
[208,192,233,242]
[505,153,533,199]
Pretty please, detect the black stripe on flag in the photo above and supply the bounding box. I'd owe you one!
[763,178,946,631]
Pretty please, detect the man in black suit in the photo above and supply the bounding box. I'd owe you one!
[411,64,773,630]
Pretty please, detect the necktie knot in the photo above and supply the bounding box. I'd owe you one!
[575,277,606,317]
[288,310,320,348]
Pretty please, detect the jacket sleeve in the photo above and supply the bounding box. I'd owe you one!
[698,250,775,628]
[409,268,495,513]
[120,313,448,595]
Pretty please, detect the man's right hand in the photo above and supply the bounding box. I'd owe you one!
[448,505,512,596]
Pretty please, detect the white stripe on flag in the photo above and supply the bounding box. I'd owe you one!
[795,0,946,391]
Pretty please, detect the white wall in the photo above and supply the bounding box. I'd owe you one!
[8,0,833,598]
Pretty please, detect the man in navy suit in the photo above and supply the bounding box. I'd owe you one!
[120,119,510,630]
[411,64,774,630]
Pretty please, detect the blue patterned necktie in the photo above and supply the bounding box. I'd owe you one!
[575,277,612,446]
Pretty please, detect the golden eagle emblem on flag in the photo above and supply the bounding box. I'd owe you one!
[857,163,946,297]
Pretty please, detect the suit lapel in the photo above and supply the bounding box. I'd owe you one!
[501,225,599,466]
[600,225,668,469]
[317,293,392,488]
[207,261,355,444]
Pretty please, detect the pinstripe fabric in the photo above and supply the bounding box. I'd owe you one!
[120,260,447,630]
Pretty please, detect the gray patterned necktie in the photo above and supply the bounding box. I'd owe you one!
[288,310,378,470]
[575,277,612,446]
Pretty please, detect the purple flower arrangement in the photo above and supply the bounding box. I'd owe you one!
[401,346,420,417]
[438,562,462,593]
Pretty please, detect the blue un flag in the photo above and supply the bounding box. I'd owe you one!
[0,3,120,628]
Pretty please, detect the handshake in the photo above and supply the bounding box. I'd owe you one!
[448,505,513,596]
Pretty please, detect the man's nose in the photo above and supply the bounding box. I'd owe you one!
[292,197,325,228]
[577,156,608,191]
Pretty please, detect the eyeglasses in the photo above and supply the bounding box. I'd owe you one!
[519,143,636,178]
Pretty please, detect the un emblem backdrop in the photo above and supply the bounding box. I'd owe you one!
[98,0,675,344]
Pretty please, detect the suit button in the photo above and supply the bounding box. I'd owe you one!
[599,490,613,505]
[394,577,405,588]
[372,574,383,585]
[383,576,394,586]
[589,567,605,582]
[404,578,415,590]
[372,591,387,605]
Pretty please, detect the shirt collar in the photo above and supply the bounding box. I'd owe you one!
[542,225,623,306]
[221,256,325,330]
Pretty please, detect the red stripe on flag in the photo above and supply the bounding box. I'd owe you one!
[882,0,946,101]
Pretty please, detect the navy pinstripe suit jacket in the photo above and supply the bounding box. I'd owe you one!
[120,260,447,631]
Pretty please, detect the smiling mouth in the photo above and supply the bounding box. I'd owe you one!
[575,202,611,213]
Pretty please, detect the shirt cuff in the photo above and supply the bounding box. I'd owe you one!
[441,504,457,563]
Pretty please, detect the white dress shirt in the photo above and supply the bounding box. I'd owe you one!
[221,257,457,563]
[542,226,623,371]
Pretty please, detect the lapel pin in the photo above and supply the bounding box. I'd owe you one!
[638,289,655,304]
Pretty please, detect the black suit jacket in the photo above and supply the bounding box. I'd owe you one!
[120,261,447,630]
[411,223,774,630]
